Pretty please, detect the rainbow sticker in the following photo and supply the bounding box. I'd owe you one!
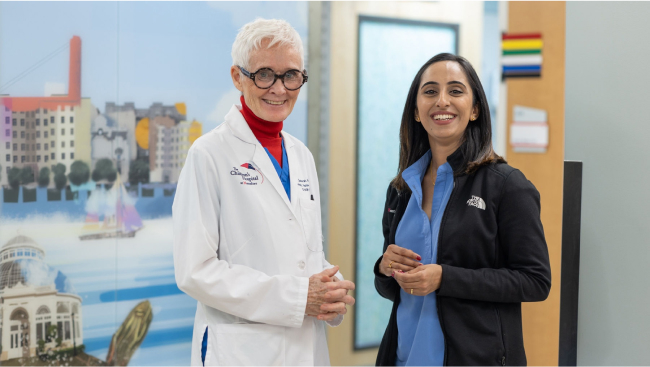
[501,33,543,79]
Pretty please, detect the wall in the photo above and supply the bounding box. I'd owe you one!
[326,2,484,365]
[506,2,565,365]
[0,2,309,365]
[565,2,650,364]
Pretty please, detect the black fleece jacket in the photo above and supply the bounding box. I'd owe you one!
[374,148,551,366]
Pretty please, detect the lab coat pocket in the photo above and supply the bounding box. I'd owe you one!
[299,199,323,252]
[209,323,285,366]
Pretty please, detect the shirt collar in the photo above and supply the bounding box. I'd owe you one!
[401,150,453,196]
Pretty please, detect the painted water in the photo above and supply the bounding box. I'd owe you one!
[0,215,195,365]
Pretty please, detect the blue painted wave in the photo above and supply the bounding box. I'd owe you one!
[79,283,184,305]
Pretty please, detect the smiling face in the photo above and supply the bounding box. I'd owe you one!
[230,39,303,122]
[415,60,479,148]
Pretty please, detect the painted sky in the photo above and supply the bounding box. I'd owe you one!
[0,1,309,139]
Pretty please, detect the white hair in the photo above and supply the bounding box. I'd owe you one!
[231,18,305,70]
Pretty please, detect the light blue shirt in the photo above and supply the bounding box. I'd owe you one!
[395,150,454,366]
[264,139,290,201]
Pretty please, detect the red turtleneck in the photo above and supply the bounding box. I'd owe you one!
[239,95,284,167]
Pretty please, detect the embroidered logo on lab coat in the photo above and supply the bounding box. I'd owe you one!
[230,163,264,185]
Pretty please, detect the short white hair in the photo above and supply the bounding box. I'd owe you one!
[231,18,305,70]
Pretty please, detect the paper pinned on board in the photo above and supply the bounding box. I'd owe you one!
[510,105,548,153]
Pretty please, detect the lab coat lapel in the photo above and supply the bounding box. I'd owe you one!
[251,144,296,215]
[225,104,297,217]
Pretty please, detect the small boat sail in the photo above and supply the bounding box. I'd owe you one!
[80,173,143,240]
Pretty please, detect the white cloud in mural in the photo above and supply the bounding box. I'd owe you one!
[206,1,308,32]
[44,82,65,97]
[206,88,242,132]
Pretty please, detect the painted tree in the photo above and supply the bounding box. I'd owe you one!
[38,167,50,187]
[19,166,34,185]
[68,160,90,186]
[7,167,20,189]
[92,158,117,183]
[129,159,150,185]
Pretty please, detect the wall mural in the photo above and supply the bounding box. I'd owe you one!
[0,2,308,365]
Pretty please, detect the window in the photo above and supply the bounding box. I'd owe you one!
[21,155,25,162]
[5,154,9,162]
[50,116,54,124]
[61,153,65,159]
[20,131,25,138]
[70,152,74,159]
[51,153,54,160]
[44,109,48,114]
[12,118,16,126]
[37,143,41,150]
[37,155,41,162]
[5,142,8,149]
[51,128,54,135]
[70,140,74,147]
[13,143,16,151]
[61,129,65,136]
[44,118,48,126]
[36,131,40,138]
[44,155,48,162]
[50,141,54,148]
[61,116,64,123]
[6,129,9,137]
[70,116,74,123]
[20,119,24,126]
[70,128,74,135]
[45,144,48,151]
[61,141,65,148]
[36,118,40,126]
[44,131,48,138]
[64,321,71,340]
[13,155,17,162]
[4,116,8,124]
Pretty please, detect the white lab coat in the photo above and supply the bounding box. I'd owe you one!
[173,104,342,366]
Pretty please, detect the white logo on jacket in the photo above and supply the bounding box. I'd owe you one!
[467,195,486,210]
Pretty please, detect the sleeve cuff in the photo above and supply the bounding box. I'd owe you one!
[290,276,309,328]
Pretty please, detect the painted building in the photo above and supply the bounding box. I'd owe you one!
[0,36,94,185]
[150,120,201,183]
[0,235,82,361]
[91,114,131,179]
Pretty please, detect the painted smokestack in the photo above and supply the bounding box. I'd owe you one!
[68,35,81,101]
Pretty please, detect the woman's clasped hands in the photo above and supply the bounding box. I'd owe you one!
[380,244,443,297]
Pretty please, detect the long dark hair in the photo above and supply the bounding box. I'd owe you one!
[391,53,505,191]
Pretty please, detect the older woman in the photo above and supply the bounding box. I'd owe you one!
[173,19,355,366]
[374,53,551,366]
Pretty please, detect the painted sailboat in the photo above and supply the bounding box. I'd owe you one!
[80,173,143,240]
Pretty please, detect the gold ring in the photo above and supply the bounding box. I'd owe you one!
[389,261,394,269]
[410,289,413,295]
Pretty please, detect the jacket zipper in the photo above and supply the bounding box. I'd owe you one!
[436,177,456,366]
[495,307,506,365]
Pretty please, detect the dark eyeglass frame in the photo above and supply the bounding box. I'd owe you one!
[238,66,308,91]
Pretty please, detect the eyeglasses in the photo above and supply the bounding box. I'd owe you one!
[238,66,308,91]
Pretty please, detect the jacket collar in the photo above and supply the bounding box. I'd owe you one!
[446,142,467,174]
